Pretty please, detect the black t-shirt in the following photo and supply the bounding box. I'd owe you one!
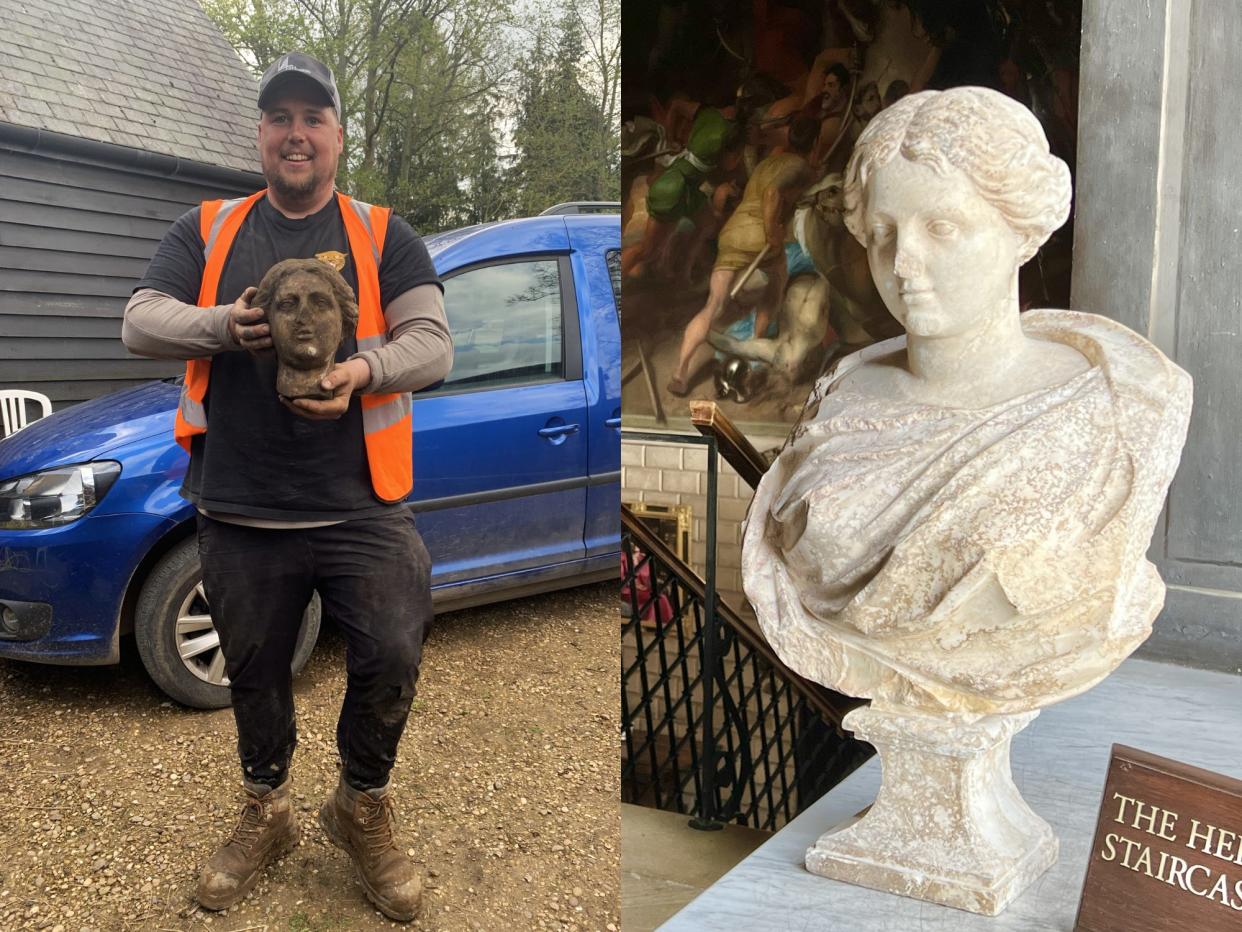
[136,194,440,520]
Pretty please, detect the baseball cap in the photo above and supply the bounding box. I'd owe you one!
[258,52,342,115]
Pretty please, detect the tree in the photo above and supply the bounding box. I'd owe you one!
[200,0,311,72]
[570,0,621,190]
[367,0,514,227]
[509,11,618,216]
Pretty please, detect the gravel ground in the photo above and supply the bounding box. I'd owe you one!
[0,581,619,932]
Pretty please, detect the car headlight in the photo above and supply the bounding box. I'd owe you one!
[0,462,122,529]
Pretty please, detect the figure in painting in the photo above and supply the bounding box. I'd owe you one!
[621,99,748,285]
[705,168,900,400]
[666,116,817,396]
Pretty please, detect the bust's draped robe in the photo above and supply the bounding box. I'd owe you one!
[745,310,1193,713]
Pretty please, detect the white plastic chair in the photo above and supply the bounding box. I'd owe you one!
[1,390,52,438]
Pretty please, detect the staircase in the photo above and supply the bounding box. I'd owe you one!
[621,404,872,831]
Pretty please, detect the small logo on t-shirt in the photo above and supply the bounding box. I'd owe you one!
[315,251,346,272]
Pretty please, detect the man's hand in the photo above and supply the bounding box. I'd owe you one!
[280,358,372,420]
[227,287,272,355]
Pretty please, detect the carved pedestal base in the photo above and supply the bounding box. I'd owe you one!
[806,705,1057,916]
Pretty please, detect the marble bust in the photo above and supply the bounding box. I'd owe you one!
[743,87,1192,914]
[254,258,358,400]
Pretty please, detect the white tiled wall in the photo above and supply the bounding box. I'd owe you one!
[622,436,782,618]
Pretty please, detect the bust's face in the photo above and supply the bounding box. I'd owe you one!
[862,156,1024,339]
[268,269,344,369]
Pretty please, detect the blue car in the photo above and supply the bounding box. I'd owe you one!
[0,212,621,707]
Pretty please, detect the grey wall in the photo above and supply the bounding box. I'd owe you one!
[0,124,262,411]
[1074,0,1242,673]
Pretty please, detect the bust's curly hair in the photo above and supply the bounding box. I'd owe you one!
[843,87,1071,265]
[253,257,359,343]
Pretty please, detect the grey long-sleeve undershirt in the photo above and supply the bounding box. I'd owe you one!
[122,284,453,394]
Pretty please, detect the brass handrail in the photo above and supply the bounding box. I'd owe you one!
[689,401,769,490]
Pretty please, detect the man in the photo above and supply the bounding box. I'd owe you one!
[752,52,853,164]
[666,117,817,396]
[122,52,452,922]
[809,62,854,170]
[621,100,744,284]
[816,62,852,117]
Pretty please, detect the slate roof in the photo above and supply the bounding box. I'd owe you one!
[0,0,261,174]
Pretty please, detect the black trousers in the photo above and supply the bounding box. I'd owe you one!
[196,510,432,791]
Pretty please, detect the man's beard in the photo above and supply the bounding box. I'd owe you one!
[266,163,324,204]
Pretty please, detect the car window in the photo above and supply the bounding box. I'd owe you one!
[432,259,565,392]
[605,249,621,308]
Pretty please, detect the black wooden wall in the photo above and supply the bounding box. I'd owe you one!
[0,124,262,412]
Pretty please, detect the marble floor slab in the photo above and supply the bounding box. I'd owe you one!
[622,803,771,931]
[657,657,1242,932]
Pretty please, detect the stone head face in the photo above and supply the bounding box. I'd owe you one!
[844,87,1072,266]
[254,257,359,399]
[861,157,1026,339]
[840,87,1072,341]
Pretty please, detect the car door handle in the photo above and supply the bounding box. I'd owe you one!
[538,423,580,438]
[605,417,621,429]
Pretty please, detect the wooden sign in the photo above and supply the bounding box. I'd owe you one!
[1075,744,1242,931]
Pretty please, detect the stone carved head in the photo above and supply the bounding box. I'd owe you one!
[843,87,1071,265]
[254,258,359,400]
[839,87,1071,340]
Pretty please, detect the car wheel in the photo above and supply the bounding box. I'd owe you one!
[134,537,320,709]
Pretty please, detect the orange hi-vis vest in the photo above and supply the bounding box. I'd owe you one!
[173,190,414,503]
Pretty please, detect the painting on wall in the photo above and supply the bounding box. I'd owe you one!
[625,502,693,561]
[621,0,1082,433]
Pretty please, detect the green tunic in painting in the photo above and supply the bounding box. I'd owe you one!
[646,107,734,222]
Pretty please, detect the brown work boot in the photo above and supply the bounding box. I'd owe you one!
[196,777,300,911]
[319,779,423,921]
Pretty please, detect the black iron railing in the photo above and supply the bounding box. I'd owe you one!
[621,428,871,832]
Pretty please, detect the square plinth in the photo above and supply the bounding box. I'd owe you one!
[806,815,1059,916]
